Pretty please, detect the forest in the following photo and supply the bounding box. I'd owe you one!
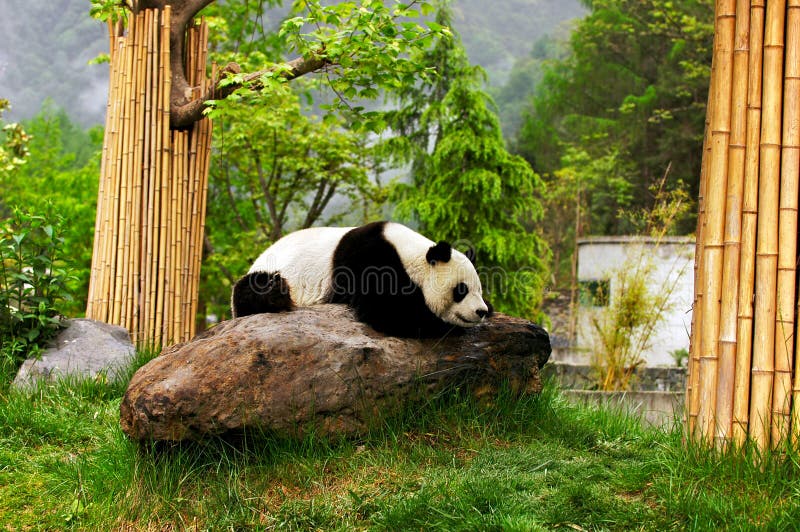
[0,0,712,363]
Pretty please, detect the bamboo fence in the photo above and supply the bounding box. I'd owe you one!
[688,0,800,451]
[86,8,212,347]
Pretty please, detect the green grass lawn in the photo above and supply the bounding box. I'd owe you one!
[1,358,799,530]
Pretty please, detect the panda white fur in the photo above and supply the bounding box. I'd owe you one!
[231,221,492,338]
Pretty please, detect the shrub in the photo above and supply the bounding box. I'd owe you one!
[587,173,692,390]
[0,207,74,369]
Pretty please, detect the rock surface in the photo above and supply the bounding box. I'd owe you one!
[120,305,551,441]
[14,318,136,387]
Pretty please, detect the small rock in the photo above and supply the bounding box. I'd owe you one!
[120,305,551,441]
[13,318,135,388]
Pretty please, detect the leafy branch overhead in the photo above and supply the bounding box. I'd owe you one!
[91,0,446,128]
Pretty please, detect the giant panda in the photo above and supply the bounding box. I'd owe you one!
[231,221,493,338]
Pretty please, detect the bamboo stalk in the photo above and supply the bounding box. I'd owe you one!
[749,0,785,452]
[696,0,736,443]
[129,11,144,332]
[130,11,147,336]
[88,21,120,318]
[688,38,716,438]
[187,23,197,88]
[99,37,127,322]
[192,28,212,338]
[169,131,183,342]
[88,34,122,319]
[178,132,187,340]
[148,8,163,346]
[186,124,200,341]
[184,23,202,341]
[183,130,191,341]
[190,61,215,338]
[107,18,115,64]
[171,131,184,341]
[774,0,800,448]
[112,30,136,326]
[183,130,195,341]
[195,117,212,335]
[155,6,172,346]
[140,8,155,340]
[715,0,751,449]
[119,13,139,329]
[733,0,765,446]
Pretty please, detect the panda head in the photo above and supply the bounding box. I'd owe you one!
[421,240,492,327]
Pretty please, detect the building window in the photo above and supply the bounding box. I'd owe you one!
[578,279,610,307]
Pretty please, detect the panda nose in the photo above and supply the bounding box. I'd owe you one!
[476,309,489,319]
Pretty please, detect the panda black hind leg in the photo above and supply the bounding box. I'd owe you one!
[231,272,293,318]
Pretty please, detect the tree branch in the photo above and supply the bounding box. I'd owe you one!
[134,1,331,129]
[171,54,330,129]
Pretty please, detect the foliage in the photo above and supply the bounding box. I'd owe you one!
[195,0,449,133]
[519,0,712,194]
[0,99,31,176]
[542,146,636,287]
[0,208,74,372]
[492,30,574,140]
[516,0,713,288]
[587,177,692,390]
[670,347,689,368]
[383,3,549,319]
[0,102,102,315]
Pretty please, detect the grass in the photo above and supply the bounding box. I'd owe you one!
[1,356,800,530]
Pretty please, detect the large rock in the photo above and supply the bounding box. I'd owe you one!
[120,305,551,441]
[14,318,135,387]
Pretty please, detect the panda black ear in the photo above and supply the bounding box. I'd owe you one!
[426,241,452,265]
[465,247,476,264]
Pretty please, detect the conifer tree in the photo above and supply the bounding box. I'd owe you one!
[384,3,549,319]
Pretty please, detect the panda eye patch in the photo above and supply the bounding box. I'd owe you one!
[453,282,469,303]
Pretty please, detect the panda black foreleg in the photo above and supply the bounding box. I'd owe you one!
[349,292,461,338]
[231,272,293,318]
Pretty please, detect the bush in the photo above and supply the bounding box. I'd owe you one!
[0,207,74,369]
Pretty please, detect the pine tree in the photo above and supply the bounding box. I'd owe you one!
[385,3,550,319]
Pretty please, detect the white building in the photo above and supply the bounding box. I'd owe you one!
[572,236,695,367]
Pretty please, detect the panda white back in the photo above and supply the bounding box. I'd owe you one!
[249,226,352,305]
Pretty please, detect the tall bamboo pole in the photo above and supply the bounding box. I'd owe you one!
[129,11,147,335]
[154,7,172,344]
[749,0,785,452]
[112,29,135,326]
[773,0,800,447]
[89,34,123,319]
[141,8,156,340]
[715,0,751,449]
[696,0,737,442]
[148,9,164,345]
[688,92,713,436]
[733,0,766,446]
[88,21,120,319]
[99,37,127,323]
[191,61,215,338]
